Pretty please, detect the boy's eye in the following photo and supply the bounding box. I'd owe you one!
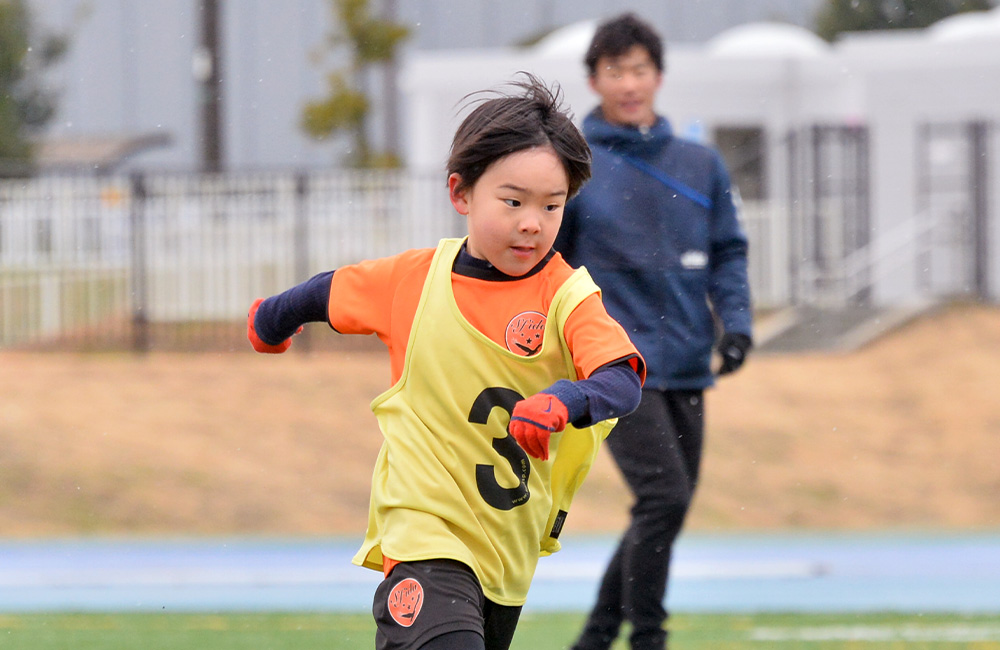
[504,199,521,208]
[545,204,561,212]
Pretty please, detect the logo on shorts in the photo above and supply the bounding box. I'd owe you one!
[505,311,546,356]
[387,577,424,627]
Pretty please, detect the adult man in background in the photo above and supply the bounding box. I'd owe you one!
[554,13,753,650]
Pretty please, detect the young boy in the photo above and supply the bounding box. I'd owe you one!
[248,74,645,650]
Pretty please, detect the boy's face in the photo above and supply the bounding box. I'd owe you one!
[589,44,662,128]
[449,145,568,277]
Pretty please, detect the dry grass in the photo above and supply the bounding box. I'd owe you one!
[2,303,999,537]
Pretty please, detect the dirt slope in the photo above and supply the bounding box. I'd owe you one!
[1,303,998,537]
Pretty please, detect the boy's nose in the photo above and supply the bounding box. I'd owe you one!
[519,213,542,233]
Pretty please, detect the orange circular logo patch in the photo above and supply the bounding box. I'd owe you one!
[505,311,546,357]
[387,577,424,627]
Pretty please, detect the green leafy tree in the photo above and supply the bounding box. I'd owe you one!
[816,0,995,41]
[302,0,410,168]
[0,0,67,177]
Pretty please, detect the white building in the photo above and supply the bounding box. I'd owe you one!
[402,10,1000,307]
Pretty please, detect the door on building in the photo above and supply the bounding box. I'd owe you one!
[787,124,871,307]
[916,121,991,301]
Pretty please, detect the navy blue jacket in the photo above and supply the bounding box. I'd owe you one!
[555,110,752,390]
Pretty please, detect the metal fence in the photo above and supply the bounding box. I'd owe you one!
[0,170,459,350]
[0,169,827,351]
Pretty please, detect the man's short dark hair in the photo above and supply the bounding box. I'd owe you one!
[585,13,665,76]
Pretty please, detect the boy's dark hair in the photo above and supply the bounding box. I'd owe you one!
[448,72,591,199]
[585,13,665,76]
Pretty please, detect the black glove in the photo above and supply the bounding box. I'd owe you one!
[717,332,752,376]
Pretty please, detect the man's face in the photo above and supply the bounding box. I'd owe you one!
[588,45,663,128]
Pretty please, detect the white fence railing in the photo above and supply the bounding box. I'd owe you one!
[741,201,789,310]
[0,170,954,349]
[0,171,460,347]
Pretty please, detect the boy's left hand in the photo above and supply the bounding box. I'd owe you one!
[509,393,569,461]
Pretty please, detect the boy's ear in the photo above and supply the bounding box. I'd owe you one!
[448,173,469,215]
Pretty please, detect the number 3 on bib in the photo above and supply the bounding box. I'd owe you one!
[468,387,531,511]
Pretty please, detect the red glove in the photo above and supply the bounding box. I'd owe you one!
[508,393,569,461]
[247,298,300,353]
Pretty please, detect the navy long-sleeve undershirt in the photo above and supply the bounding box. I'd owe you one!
[254,271,333,346]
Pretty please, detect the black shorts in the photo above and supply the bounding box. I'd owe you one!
[372,559,522,650]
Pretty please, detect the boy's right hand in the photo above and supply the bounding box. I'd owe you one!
[509,393,569,461]
[247,298,296,353]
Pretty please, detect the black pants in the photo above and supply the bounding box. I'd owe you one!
[572,389,704,650]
